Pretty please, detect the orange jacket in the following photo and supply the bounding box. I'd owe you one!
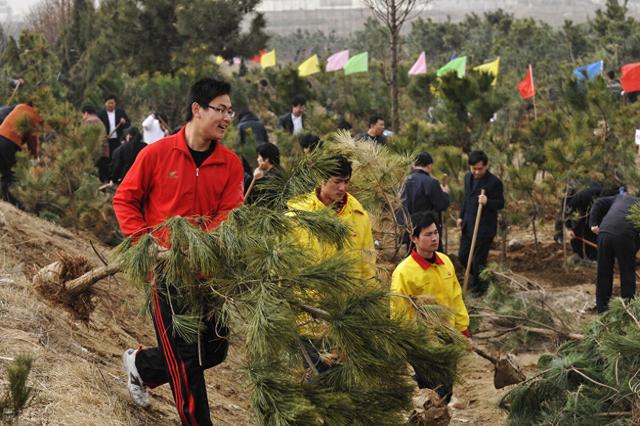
[0,104,43,157]
[113,127,244,242]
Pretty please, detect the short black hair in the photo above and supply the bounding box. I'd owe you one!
[104,94,117,102]
[125,126,142,144]
[368,114,384,127]
[299,133,322,151]
[328,155,352,179]
[185,78,232,122]
[81,105,96,115]
[411,211,439,238]
[415,152,433,167]
[256,142,280,166]
[291,95,306,107]
[337,117,352,130]
[468,150,488,166]
[607,70,616,79]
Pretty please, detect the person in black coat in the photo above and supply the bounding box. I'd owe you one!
[97,94,131,158]
[237,111,269,180]
[457,150,504,296]
[246,142,283,207]
[110,127,146,184]
[278,95,305,134]
[397,151,450,250]
[589,192,639,313]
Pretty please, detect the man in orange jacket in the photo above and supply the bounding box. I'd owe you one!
[0,102,43,206]
[113,78,244,425]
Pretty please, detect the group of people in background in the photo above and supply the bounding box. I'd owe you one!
[0,76,637,425]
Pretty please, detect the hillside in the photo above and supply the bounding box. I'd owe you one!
[0,199,605,425]
[0,201,252,425]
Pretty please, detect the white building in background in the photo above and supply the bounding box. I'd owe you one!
[257,0,640,35]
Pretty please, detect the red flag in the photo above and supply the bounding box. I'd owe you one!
[250,49,266,64]
[518,65,536,99]
[621,62,640,93]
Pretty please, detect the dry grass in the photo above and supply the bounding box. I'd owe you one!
[0,201,252,425]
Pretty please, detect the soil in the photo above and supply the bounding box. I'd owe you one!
[0,203,602,425]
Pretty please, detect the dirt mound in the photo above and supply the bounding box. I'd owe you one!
[0,201,252,425]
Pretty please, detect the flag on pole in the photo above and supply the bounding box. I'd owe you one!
[261,50,276,69]
[344,52,368,75]
[518,65,536,99]
[621,62,640,93]
[574,60,603,80]
[298,54,321,77]
[473,57,500,85]
[437,56,466,78]
[326,50,350,72]
[408,52,427,76]
[215,56,225,65]
[250,49,266,64]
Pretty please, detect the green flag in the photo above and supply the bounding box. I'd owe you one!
[344,52,368,75]
[437,56,467,78]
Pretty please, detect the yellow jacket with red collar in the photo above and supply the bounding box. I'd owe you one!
[287,191,376,282]
[390,250,469,333]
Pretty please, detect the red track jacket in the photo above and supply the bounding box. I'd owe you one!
[113,126,244,242]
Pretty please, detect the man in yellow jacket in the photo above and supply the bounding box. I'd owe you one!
[288,155,376,373]
[287,155,376,282]
[391,211,469,402]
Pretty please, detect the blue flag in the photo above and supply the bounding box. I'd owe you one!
[574,60,604,80]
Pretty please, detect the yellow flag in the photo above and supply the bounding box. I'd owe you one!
[261,50,276,69]
[473,57,500,85]
[215,55,225,65]
[298,54,321,77]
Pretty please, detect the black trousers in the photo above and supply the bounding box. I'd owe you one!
[0,136,19,206]
[596,233,638,313]
[413,365,453,403]
[136,279,229,425]
[458,232,493,294]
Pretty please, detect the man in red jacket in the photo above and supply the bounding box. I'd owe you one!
[113,78,244,425]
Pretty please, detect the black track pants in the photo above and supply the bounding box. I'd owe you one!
[135,279,229,425]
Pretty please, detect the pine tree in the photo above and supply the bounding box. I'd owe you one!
[114,143,467,424]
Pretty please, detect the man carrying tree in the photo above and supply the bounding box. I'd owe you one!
[457,150,504,297]
[391,211,469,402]
[287,155,376,372]
[0,102,44,207]
[113,78,244,425]
[589,190,639,313]
[397,152,450,251]
[287,155,376,282]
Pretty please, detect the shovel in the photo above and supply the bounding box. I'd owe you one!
[471,344,526,389]
[463,189,485,294]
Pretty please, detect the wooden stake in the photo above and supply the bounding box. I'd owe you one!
[463,189,485,294]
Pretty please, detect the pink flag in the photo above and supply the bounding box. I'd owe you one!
[326,50,350,72]
[408,52,427,76]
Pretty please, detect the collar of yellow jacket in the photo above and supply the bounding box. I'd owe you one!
[287,191,366,216]
[410,249,445,270]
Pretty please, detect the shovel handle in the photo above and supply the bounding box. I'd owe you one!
[463,189,485,294]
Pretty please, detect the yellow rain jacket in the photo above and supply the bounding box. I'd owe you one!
[287,191,376,282]
[390,250,469,334]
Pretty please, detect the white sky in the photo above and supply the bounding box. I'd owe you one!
[6,0,43,18]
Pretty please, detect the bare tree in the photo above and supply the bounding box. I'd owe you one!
[24,0,73,46]
[362,0,429,132]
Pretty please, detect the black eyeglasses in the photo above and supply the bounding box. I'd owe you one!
[206,104,235,118]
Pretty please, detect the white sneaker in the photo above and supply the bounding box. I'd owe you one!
[122,348,150,407]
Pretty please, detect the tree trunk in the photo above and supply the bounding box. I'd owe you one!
[390,2,400,133]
